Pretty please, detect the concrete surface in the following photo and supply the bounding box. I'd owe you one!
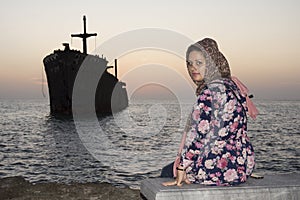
[141,173,300,200]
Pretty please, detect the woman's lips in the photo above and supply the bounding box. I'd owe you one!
[192,72,200,76]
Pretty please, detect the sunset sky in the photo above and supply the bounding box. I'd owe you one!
[0,0,299,100]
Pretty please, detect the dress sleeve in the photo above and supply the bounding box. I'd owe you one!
[195,83,227,135]
[194,87,213,134]
[181,84,226,168]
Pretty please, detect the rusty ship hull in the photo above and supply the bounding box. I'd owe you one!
[43,46,128,115]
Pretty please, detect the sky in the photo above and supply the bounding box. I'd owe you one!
[0,0,299,100]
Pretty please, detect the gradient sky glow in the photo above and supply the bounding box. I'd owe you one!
[0,0,299,100]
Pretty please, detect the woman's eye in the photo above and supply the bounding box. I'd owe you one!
[196,61,202,65]
[186,61,192,66]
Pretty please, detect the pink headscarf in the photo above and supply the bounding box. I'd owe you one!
[231,76,259,119]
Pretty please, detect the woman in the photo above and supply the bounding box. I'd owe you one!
[163,38,258,186]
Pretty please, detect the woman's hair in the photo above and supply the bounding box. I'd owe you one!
[186,38,231,95]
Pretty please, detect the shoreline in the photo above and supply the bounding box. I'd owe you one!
[0,176,141,200]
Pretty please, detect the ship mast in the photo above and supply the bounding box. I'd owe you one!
[71,15,97,54]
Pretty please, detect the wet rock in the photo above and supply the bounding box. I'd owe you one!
[0,176,141,200]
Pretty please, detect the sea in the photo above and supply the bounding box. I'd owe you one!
[0,98,299,189]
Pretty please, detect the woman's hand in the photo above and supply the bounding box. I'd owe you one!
[162,166,191,187]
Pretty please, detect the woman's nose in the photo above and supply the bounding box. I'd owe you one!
[190,63,197,70]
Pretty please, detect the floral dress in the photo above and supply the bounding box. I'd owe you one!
[181,78,255,186]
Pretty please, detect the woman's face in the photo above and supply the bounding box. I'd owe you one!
[186,50,206,82]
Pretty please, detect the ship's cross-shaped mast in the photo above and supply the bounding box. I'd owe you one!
[71,15,97,54]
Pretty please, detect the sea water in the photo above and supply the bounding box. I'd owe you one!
[0,98,299,189]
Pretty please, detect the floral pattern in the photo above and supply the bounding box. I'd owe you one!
[181,78,255,186]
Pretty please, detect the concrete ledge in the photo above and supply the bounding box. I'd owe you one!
[141,173,300,200]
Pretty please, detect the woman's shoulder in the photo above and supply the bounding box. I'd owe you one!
[207,78,240,91]
[206,79,229,93]
[197,79,228,101]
